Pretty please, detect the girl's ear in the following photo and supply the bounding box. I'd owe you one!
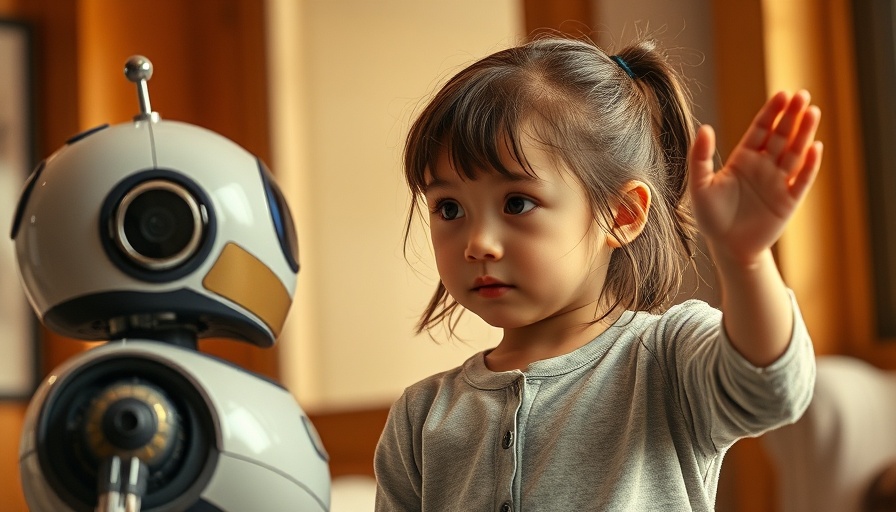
[607,180,651,248]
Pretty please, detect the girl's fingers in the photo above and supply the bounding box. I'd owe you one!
[739,91,791,151]
[764,91,812,159]
[688,124,716,192]
[778,105,822,171]
[788,141,823,200]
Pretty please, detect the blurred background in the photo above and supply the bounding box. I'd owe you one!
[0,0,884,510]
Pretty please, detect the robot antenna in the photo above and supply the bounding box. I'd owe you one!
[124,55,160,122]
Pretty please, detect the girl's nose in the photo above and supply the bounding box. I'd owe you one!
[464,221,503,262]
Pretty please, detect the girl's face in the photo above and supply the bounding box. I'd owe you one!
[424,138,615,332]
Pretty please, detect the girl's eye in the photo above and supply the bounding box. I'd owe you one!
[504,196,536,215]
[435,200,465,220]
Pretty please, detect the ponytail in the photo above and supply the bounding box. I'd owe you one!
[614,39,697,261]
[599,39,699,312]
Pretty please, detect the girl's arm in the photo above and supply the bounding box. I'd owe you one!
[687,90,823,367]
[374,394,423,512]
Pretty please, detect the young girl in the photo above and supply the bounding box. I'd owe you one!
[375,35,821,511]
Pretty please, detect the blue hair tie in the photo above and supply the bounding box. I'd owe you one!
[610,55,636,79]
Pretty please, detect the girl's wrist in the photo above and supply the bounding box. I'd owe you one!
[707,244,777,275]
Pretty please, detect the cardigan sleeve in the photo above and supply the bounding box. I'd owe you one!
[374,392,423,512]
[709,291,816,448]
[659,290,816,455]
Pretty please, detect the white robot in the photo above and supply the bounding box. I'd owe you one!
[11,56,331,511]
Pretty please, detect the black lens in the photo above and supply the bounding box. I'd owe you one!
[114,180,203,270]
[124,189,194,259]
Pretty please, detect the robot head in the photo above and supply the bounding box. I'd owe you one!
[9,56,299,347]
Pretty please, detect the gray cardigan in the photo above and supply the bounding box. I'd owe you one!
[374,294,815,511]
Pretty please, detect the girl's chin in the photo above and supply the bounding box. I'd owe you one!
[468,311,534,330]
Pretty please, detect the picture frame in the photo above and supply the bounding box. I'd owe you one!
[0,18,38,399]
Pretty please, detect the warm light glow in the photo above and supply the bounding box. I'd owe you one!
[267,0,521,412]
[761,0,835,350]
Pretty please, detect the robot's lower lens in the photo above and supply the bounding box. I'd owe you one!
[115,180,204,270]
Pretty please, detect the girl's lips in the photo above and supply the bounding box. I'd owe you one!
[473,276,506,288]
[472,276,513,298]
[476,284,512,298]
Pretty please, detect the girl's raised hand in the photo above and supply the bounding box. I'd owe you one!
[687,90,823,266]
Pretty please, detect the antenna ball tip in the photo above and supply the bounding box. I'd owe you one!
[124,56,153,82]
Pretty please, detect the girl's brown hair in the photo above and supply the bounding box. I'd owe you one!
[404,35,698,335]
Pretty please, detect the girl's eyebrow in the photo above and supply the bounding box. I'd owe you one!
[424,172,541,193]
[423,176,450,192]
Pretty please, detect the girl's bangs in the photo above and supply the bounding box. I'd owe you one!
[410,74,536,192]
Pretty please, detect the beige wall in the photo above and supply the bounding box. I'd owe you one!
[595,0,720,139]
[267,0,523,412]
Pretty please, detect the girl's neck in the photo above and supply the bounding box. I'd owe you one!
[484,305,623,372]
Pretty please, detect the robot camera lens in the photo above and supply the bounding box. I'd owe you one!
[114,180,205,270]
[129,192,187,246]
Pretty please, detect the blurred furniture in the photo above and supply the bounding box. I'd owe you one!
[762,355,896,512]
[331,475,376,511]
[309,407,388,511]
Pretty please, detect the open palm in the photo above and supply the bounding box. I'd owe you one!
[688,90,823,265]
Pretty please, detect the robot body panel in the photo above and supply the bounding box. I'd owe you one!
[202,454,328,511]
[19,341,330,511]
